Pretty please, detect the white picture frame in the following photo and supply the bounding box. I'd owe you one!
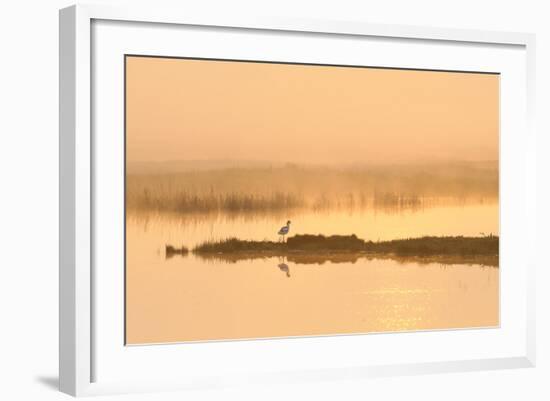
[59,4,536,397]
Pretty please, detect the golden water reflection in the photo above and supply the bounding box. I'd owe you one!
[126,254,498,344]
[126,203,499,344]
[127,201,499,248]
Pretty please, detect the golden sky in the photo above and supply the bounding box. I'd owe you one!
[126,56,499,165]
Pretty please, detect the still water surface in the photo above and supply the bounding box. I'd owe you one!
[126,202,499,344]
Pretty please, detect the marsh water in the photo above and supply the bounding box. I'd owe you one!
[126,201,499,344]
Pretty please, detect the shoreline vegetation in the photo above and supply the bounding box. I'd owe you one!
[166,235,499,267]
[127,163,498,215]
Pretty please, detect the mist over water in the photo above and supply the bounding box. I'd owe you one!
[125,163,499,344]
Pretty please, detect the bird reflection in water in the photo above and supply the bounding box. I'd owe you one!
[277,262,291,278]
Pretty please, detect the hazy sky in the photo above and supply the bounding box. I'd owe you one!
[126,56,499,165]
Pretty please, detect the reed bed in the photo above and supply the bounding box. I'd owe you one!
[127,163,498,214]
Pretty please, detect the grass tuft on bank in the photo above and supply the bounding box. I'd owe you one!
[165,245,189,258]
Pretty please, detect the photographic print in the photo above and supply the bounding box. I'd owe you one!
[125,56,499,345]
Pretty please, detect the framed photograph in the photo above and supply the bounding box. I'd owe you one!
[59,4,536,396]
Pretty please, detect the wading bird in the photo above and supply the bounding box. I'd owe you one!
[278,220,291,242]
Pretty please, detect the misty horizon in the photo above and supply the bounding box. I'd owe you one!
[126,56,498,166]
[126,158,499,174]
